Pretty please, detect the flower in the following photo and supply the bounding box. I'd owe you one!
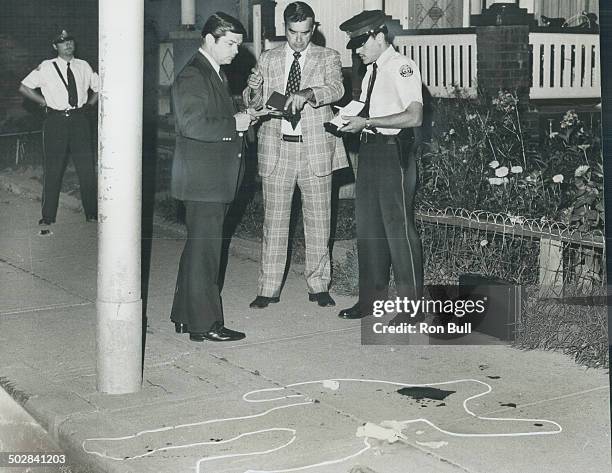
[459,145,468,153]
[560,110,579,129]
[575,165,589,177]
[480,239,488,247]
[552,174,564,183]
[467,114,477,121]
[525,175,535,183]
[510,166,523,174]
[488,160,500,169]
[449,128,456,135]
[488,177,509,185]
[495,166,509,177]
[509,215,525,225]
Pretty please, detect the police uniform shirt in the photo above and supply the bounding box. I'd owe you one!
[281,42,310,136]
[360,45,422,135]
[22,57,99,111]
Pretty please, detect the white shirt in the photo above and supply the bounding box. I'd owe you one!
[281,43,310,136]
[360,45,423,135]
[199,48,223,81]
[21,56,99,110]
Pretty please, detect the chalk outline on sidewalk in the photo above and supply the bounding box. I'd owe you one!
[82,378,562,472]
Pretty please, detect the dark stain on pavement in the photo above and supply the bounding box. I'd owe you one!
[397,387,456,401]
[500,402,517,408]
[487,375,501,379]
[534,423,543,427]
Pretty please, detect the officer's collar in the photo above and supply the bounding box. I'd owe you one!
[55,55,74,65]
[373,45,395,69]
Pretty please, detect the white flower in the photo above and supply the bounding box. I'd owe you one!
[462,159,467,163]
[510,166,523,174]
[509,215,525,224]
[552,174,564,183]
[480,239,488,247]
[525,175,535,183]
[460,145,469,152]
[449,128,456,135]
[575,165,589,177]
[467,114,477,121]
[488,160,500,169]
[495,166,509,177]
[488,177,505,185]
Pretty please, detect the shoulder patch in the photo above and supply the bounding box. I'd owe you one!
[399,64,413,78]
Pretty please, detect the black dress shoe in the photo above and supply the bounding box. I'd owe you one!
[189,322,246,342]
[38,218,54,226]
[85,214,98,223]
[309,291,336,307]
[174,322,189,333]
[249,295,280,309]
[338,302,367,319]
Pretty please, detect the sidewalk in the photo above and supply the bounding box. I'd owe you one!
[0,179,610,473]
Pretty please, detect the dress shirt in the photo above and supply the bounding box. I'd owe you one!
[281,43,310,136]
[22,56,99,110]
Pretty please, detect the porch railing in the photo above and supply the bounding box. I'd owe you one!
[394,31,478,98]
[529,32,601,100]
[392,30,600,100]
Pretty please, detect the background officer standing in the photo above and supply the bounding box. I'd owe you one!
[19,29,99,226]
[337,10,424,320]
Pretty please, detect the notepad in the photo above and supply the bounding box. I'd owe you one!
[324,100,365,134]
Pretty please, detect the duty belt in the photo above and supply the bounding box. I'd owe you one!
[360,132,399,145]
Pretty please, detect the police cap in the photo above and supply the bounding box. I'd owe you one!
[52,29,75,44]
[339,10,387,49]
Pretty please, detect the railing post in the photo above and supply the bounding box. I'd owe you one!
[538,237,564,297]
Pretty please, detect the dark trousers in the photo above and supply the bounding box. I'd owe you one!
[42,111,97,221]
[355,138,424,315]
[171,201,229,333]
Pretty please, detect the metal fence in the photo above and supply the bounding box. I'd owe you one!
[417,207,605,295]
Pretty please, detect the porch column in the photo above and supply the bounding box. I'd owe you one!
[472,0,483,15]
[181,0,196,27]
[463,0,472,26]
[97,0,144,394]
[364,0,383,10]
[253,2,262,58]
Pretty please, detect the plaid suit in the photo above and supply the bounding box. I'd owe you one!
[243,44,348,297]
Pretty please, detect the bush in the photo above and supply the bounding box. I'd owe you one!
[418,91,604,231]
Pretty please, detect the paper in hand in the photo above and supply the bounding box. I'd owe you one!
[324,100,365,134]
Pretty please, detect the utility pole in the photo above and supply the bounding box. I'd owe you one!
[97,0,144,394]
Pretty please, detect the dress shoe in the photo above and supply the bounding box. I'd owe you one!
[249,295,280,309]
[309,291,336,307]
[337,302,367,319]
[38,218,54,226]
[189,322,246,342]
[174,322,189,333]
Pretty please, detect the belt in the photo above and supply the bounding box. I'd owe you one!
[46,107,84,117]
[360,132,399,145]
[282,134,303,143]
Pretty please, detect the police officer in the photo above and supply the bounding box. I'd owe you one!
[19,30,99,226]
[336,10,424,320]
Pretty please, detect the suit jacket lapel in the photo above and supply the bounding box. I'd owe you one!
[270,47,286,93]
[193,53,236,113]
[301,45,318,89]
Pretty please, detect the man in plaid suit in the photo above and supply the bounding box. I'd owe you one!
[243,2,348,309]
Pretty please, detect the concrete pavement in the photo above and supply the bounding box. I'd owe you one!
[0,184,610,473]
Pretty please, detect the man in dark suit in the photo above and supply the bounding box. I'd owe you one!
[170,12,251,342]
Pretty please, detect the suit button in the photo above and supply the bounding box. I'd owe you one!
[238,132,243,137]
[238,153,242,158]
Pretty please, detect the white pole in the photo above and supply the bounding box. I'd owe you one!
[253,3,262,58]
[97,0,144,394]
[472,0,482,15]
[181,0,196,26]
[363,0,384,10]
[519,0,535,13]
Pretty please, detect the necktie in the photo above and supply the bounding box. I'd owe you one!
[360,62,378,118]
[285,51,301,130]
[66,62,78,108]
